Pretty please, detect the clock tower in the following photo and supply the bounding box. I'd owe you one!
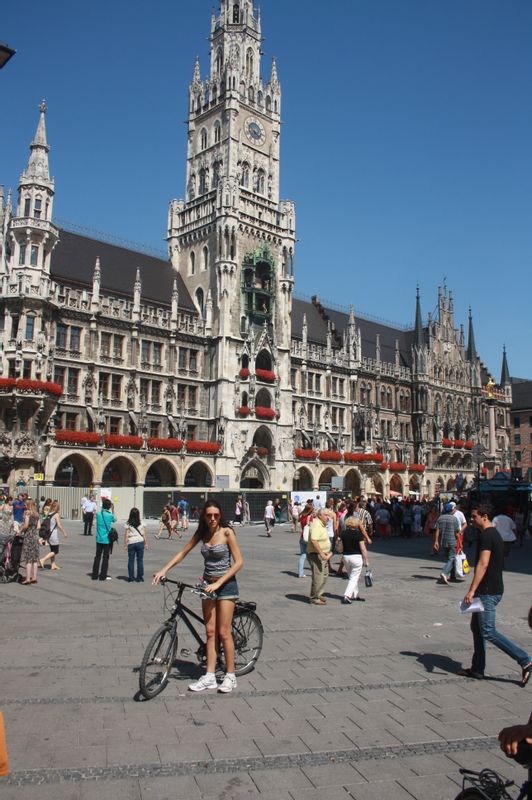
[167,0,297,490]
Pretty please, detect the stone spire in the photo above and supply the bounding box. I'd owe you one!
[192,55,201,87]
[269,57,279,88]
[500,347,510,387]
[22,101,52,185]
[133,269,142,322]
[414,286,424,348]
[171,279,179,326]
[466,308,477,361]
[90,258,101,313]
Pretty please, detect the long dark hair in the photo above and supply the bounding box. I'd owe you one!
[196,499,232,540]
[127,507,141,528]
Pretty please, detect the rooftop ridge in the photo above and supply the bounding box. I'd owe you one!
[55,218,168,261]
[294,293,414,332]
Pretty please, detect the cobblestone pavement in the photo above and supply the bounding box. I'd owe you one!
[1,520,531,799]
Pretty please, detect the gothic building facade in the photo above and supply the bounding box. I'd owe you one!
[0,1,511,497]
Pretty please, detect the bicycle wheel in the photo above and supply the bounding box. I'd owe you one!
[231,609,263,676]
[139,624,177,700]
[453,790,489,799]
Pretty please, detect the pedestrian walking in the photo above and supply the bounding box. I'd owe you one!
[124,507,148,582]
[20,498,41,584]
[493,509,517,559]
[433,502,462,584]
[297,500,314,578]
[156,505,172,539]
[11,493,26,534]
[307,508,332,605]
[234,496,243,526]
[91,498,116,581]
[459,502,532,684]
[264,500,275,536]
[340,517,369,604]
[153,499,244,693]
[39,501,67,571]
[177,497,189,532]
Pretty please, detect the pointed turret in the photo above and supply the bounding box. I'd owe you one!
[22,100,52,186]
[467,308,477,361]
[192,55,201,87]
[269,58,279,88]
[171,279,179,327]
[500,347,510,387]
[90,258,101,313]
[133,269,142,322]
[414,286,424,348]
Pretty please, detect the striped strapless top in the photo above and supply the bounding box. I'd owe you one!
[201,542,231,578]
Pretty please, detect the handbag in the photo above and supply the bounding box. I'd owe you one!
[102,512,118,544]
[302,524,310,543]
[364,568,373,588]
[455,551,469,578]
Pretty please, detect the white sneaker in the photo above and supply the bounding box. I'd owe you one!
[218,674,237,693]
[188,673,218,692]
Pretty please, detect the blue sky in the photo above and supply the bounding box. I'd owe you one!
[2,0,531,379]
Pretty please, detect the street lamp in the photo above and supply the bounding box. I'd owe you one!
[0,43,15,70]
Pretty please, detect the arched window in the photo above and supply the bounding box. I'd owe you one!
[195,287,204,315]
[240,162,250,188]
[216,49,223,76]
[266,95,272,112]
[257,90,263,106]
[246,48,254,80]
[214,121,221,143]
[199,167,209,194]
[200,128,208,150]
[233,3,240,23]
[212,160,222,188]
[202,246,209,271]
[256,169,265,194]
[248,86,254,103]
[188,173,196,201]
[387,388,393,409]
[34,196,42,219]
[24,197,31,217]
[189,251,196,276]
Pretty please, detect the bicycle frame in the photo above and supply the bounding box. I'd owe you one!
[163,581,206,651]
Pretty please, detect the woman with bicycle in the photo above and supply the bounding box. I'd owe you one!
[153,499,244,694]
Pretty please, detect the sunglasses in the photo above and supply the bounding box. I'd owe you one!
[206,512,220,519]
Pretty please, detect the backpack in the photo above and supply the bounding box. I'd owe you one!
[40,515,52,542]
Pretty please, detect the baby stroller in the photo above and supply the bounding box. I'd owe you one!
[0,531,23,583]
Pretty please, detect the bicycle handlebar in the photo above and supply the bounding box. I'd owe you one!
[159,577,213,599]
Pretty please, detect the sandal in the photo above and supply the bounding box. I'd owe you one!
[522,662,532,687]
[21,579,31,585]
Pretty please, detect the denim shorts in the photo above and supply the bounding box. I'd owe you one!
[203,576,239,601]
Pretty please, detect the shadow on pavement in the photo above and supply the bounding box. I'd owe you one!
[400,650,463,674]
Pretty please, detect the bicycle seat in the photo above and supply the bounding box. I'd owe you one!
[237,600,257,611]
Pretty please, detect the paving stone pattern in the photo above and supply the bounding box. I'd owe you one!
[1,520,531,799]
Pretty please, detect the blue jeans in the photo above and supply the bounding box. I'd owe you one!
[128,542,144,581]
[470,593,531,675]
[441,544,456,577]
[298,538,307,577]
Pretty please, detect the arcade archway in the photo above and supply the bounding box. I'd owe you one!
[145,459,177,487]
[293,466,313,492]
[184,462,213,488]
[54,454,94,486]
[102,457,138,487]
[345,469,361,496]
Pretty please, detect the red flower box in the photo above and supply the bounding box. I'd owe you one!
[239,368,250,379]
[255,369,275,383]
[380,462,407,472]
[55,430,100,446]
[442,438,453,447]
[481,467,488,476]
[380,462,390,471]
[409,463,426,473]
[257,447,269,457]
[464,441,474,450]
[255,406,276,420]
[1,378,64,397]
[294,448,317,460]
[104,434,143,449]
[148,438,184,451]
[186,441,221,455]
[344,452,384,463]
[454,440,465,449]
[319,451,342,462]
[239,406,251,417]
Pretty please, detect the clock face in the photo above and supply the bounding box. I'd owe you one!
[244,117,266,146]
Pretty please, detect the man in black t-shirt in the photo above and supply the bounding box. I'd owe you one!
[459,502,531,685]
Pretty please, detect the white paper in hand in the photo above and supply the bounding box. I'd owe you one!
[459,598,485,614]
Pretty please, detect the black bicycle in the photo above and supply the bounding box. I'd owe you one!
[454,745,532,799]
[139,578,263,700]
